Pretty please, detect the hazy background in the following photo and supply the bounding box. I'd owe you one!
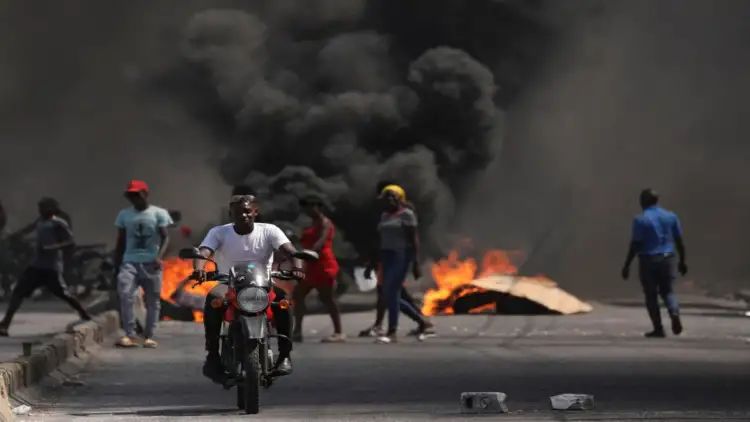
[2,0,748,298]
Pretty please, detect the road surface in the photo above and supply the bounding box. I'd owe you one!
[21,296,750,421]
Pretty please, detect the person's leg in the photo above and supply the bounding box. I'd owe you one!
[658,257,682,334]
[139,262,162,342]
[116,263,139,339]
[272,286,292,357]
[203,284,228,382]
[317,284,343,335]
[381,250,411,337]
[638,258,663,336]
[0,268,37,331]
[271,286,294,375]
[374,284,386,326]
[44,270,90,319]
[203,284,228,354]
[292,282,313,340]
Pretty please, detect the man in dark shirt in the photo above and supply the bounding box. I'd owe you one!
[0,198,91,336]
[622,189,688,338]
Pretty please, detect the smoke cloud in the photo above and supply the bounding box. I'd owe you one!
[461,0,750,297]
[162,1,550,254]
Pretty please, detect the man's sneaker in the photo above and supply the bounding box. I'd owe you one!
[321,333,346,343]
[375,334,397,344]
[644,329,666,338]
[670,315,683,335]
[143,338,158,348]
[115,336,138,348]
[80,312,92,321]
[358,326,384,338]
[203,353,226,384]
[272,356,293,377]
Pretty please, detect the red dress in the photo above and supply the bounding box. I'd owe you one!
[300,220,340,287]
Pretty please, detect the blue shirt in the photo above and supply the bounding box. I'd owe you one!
[115,206,173,263]
[631,206,683,256]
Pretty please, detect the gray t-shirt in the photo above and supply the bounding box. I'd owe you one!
[378,208,418,251]
[32,216,74,272]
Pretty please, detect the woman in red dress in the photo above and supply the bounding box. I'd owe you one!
[292,195,344,343]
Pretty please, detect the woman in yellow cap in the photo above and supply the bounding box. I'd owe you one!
[365,183,427,343]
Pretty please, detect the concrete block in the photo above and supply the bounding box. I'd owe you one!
[460,392,508,414]
[550,394,595,410]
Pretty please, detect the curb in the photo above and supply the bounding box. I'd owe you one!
[0,310,119,422]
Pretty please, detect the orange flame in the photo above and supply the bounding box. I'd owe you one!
[161,257,217,322]
[422,249,523,316]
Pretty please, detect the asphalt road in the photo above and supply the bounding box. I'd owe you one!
[22,296,750,421]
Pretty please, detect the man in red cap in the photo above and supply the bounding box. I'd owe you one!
[113,180,172,348]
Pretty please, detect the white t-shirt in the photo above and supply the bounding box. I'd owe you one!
[199,223,290,273]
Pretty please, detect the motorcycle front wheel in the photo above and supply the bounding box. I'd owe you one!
[236,340,261,414]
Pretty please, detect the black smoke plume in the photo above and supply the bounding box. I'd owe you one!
[159,0,553,255]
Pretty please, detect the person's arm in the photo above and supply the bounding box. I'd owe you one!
[114,228,126,270]
[157,227,170,261]
[277,242,305,280]
[402,210,421,279]
[622,219,641,280]
[311,218,332,252]
[673,215,688,276]
[156,209,173,262]
[11,219,38,239]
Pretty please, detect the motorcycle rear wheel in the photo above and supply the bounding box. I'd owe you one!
[236,341,261,414]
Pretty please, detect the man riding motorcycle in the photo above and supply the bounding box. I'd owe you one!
[192,194,304,383]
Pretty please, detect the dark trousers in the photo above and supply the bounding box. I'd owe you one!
[375,285,425,326]
[1,267,88,326]
[204,284,291,357]
[381,250,423,334]
[639,254,680,330]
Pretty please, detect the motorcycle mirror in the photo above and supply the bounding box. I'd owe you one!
[178,247,204,260]
[293,249,319,261]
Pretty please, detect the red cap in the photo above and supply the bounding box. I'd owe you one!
[125,179,149,193]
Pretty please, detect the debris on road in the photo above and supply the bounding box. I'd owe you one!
[12,404,31,416]
[550,393,595,410]
[460,392,508,414]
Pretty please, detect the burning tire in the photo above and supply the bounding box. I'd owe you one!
[237,341,261,414]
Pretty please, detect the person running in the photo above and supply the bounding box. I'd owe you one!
[113,180,172,348]
[365,184,429,344]
[0,198,91,336]
[622,188,688,338]
[197,194,305,383]
[292,195,344,343]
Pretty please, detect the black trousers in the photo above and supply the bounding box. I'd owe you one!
[204,284,291,357]
[639,254,680,329]
[1,267,88,326]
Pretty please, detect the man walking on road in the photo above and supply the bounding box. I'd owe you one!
[114,180,172,348]
[0,198,90,336]
[622,189,688,338]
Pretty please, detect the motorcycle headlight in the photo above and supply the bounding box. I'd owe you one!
[236,287,269,313]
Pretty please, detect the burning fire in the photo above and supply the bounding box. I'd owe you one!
[422,249,524,316]
[161,257,217,322]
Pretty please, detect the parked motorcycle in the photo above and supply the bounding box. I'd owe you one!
[178,247,318,414]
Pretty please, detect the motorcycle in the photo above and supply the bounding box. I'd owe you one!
[178,247,318,414]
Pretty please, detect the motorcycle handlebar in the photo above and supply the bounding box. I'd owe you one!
[270,270,300,281]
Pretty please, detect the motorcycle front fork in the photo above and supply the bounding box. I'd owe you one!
[220,321,274,377]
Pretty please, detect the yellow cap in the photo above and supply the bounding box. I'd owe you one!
[380,184,406,201]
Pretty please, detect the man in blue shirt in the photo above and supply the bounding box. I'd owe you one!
[114,180,172,348]
[622,189,688,338]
